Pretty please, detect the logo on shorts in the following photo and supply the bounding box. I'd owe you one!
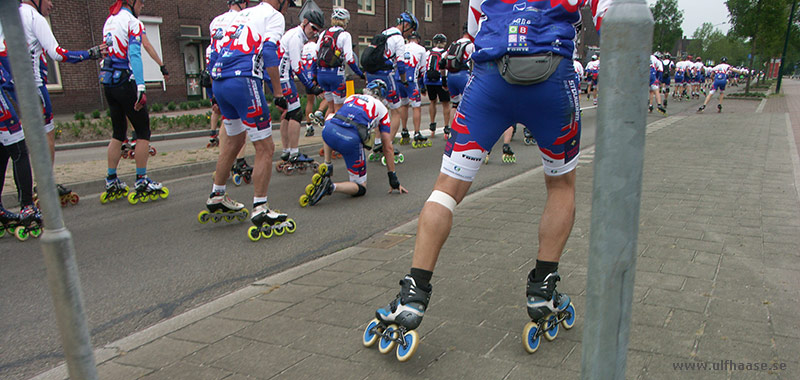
[453,165,462,172]
[461,153,481,162]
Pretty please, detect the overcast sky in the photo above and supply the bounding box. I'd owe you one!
[647,0,732,38]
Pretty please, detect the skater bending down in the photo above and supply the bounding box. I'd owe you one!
[301,79,407,207]
[363,0,609,361]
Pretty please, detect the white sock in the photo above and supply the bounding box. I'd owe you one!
[212,184,226,194]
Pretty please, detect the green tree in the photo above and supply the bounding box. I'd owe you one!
[651,0,684,53]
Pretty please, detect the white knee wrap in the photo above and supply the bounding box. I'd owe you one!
[427,190,457,213]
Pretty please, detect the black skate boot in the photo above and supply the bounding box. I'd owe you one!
[428,122,437,136]
[717,104,722,113]
[199,191,249,223]
[412,132,430,148]
[369,143,383,162]
[502,144,516,163]
[442,125,451,140]
[363,275,431,362]
[300,168,333,207]
[648,104,654,113]
[398,129,411,145]
[657,104,667,116]
[14,205,43,241]
[207,130,219,148]
[523,271,576,354]
[697,104,706,113]
[248,203,296,241]
[0,206,20,239]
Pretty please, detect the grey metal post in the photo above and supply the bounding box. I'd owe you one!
[580,1,653,379]
[0,4,98,380]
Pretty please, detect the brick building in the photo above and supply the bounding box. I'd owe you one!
[40,1,596,113]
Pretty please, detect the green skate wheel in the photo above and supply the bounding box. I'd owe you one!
[247,226,261,242]
[30,227,42,238]
[15,226,29,242]
[318,163,328,176]
[363,318,382,347]
[396,330,419,362]
[0,226,5,238]
[544,315,559,341]
[523,321,541,354]
[381,156,387,166]
[561,302,576,329]
[127,192,138,205]
[398,154,404,163]
[273,223,285,236]
[378,324,399,354]
[197,210,211,224]
[299,194,310,207]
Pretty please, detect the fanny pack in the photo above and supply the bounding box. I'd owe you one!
[496,52,563,86]
[334,114,375,150]
[100,57,131,87]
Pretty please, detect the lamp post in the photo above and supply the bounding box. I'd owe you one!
[776,0,798,93]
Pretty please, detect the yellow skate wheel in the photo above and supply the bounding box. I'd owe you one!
[318,163,328,176]
[299,194,310,207]
[363,318,382,347]
[100,192,109,204]
[149,193,159,201]
[127,192,138,204]
[160,187,170,199]
[396,330,419,362]
[311,173,322,185]
[237,208,250,222]
[123,186,130,196]
[260,224,274,239]
[378,324,399,354]
[197,210,211,224]
[305,183,315,196]
[247,226,261,242]
[285,218,297,233]
[273,222,285,236]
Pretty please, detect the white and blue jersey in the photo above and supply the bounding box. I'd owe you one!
[211,2,284,81]
[316,27,361,104]
[649,55,663,89]
[364,27,405,109]
[710,63,731,92]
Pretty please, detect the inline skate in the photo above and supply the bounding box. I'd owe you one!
[247,203,296,241]
[127,176,169,204]
[198,192,249,224]
[120,139,134,159]
[657,104,667,116]
[33,184,80,208]
[14,205,43,241]
[428,122,436,137]
[277,152,319,175]
[207,130,219,148]
[0,206,20,238]
[306,111,325,136]
[363,275,431,362]
[231,159,253,185]
[368,144,404,166]
[299,164,332,207]
[442,125,451,140]
[522,271,576,354]
[412,132,431,148]
[717,104,722,113]
[502,144,516,163]
[396,129,411,145]
[523,128,536,146]
[127,139,157,159]
[697,104,706,113]
[648,104,654,113]
[100,178,129,204]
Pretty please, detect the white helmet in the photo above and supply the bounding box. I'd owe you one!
[332,7,350,21]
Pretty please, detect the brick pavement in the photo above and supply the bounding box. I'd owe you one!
[32,91,800,379]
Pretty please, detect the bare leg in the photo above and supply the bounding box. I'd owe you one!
[107,138,123,170]
[413,106,421,134]
[250,137,275,198]
[134,139,150,170]
[214,130,246,186]
[537,171,576,262]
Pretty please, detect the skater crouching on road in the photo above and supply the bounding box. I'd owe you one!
[363,0,610,361]
[302,79,407,207]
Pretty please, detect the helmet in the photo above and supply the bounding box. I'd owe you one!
[654,51,662,59]
[720,56,727,63]
[665,52,671,59]
[433,34,447,43]
[409,31,421,40]
[331,7,350,21]
[397,11,419,31]
[591,54,598,60]
[695,56,702,62]
[226,0,247,5]
[365,79,388,100]
[303,8,325,30]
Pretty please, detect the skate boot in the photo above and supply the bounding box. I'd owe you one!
[523,127,536,146]
[397,129,411,145]
[363,275,431,362]
[128,176,169,204]
[412,132,431,148]
[648,104,653,113]
[299,164,333,207]
[428,122,437,136]
[502,144,516,163]
[657,104,667,116]
[247,203,296,241]
[285,152,319,175]
[14,205,43,241]
[199,191,249,223]
[120,139,133,159]
[381,148,404,166]
[717,104,722,113]
[442,125,451,140]
[0,206,20,239]
[100,178,129,204]
[663,97,668,107]
[522,271,576,354]
[276,151,291,173]
[56,184,79,207]
[207,130,219,148]
[369,143,383,162]
[484,151,491,165]
[697,104,706,113]
[231,159,254,185]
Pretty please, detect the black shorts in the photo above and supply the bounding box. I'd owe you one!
[104,80,150,141]
[426,85,450,103]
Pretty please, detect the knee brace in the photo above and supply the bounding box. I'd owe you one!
[285,108,303,122]
[426,190,457,213]
[352,183,366,197]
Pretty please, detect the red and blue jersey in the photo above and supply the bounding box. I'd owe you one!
[102,6,145,86]
[328,94,391,135]
[468,0,611,63]
[211,2,285,81]
[711,63,732,81]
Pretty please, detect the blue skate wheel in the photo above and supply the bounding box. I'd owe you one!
[523,321,541,354]
[396,330,419,362]
[544,315,559,341]
[233,174,243,186]
[378,324,399,354]
[363,318,381,347]
[561,302,576,330]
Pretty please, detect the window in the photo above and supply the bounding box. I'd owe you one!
[42,17,62,92]
[405,0,415,15]
[179,25,201,38]
[423,40,432,48]
[442,0,461,4]
[333,0,344,7]
[424,0,432,21]
[139,16,166,88]
[358,0,374,14]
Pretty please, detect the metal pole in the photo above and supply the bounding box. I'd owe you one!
[776,0,797,94]
[580,0,652,379]
[0,4,98,380]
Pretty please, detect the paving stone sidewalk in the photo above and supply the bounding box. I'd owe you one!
[34,105,800,379]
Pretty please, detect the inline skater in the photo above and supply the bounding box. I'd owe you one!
[692,56,704,98]
[421,33,450,138]
[573,55,584,85]
[398,32,428,148]
[444,26,475,115]
[660,52,674,107]
[275,8,325,174]
[301,79,407,207]
[673,55,689,100]
[698,57,732,113]
[585,54,599,104]
[207,0,296,238]
[363,0,610,361]
[300,39,328,136]
[648,53,666,115]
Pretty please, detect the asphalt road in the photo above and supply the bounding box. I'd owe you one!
[0,97,702,379]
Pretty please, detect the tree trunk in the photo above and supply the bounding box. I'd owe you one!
[746,39,756,93]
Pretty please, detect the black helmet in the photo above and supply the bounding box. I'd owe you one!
[226,0,247,5]
[409,31,421,41]
[433,33,447,43]
[665,52,671,59]
[303,8,325,30]
[720,56,728,63]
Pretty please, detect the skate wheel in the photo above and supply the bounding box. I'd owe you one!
[284,166,295,176]
[378,324,399,354]
[198,210,211,224]
[129,151,135,158]
[412,142,418,148]
[311,173,322,186]
[224,214,236,222]
[276,163,285,173]
[243,175,251,184]
[233,174,243,186]
[523,321,541,354]
[70,193,80,205]
[544,315,559,341]
[381,156,387,166]
[127,192,138,205]
[363,318,382,347]
[61,198,68,207]
[319,148,325,156]
[150,148,157,156]
[260,224,274,239]
[247,226,261,242]
[297,165,308,175]
[100,192,110,204]
[396,330,419,362]
[238,208,250,222]
[305,184,315,196]
[398,154,404,163]
[561,302,576,329]
[30,227,42,238]
[318,163,328,176]
[299,194,310,207]
[160,187,169,199]
[140,194,150,203]
[207,143,212,148]
[273,223,285,236]
[149,193,159,201]
[285,218,296,234]
[15,226,30,241]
